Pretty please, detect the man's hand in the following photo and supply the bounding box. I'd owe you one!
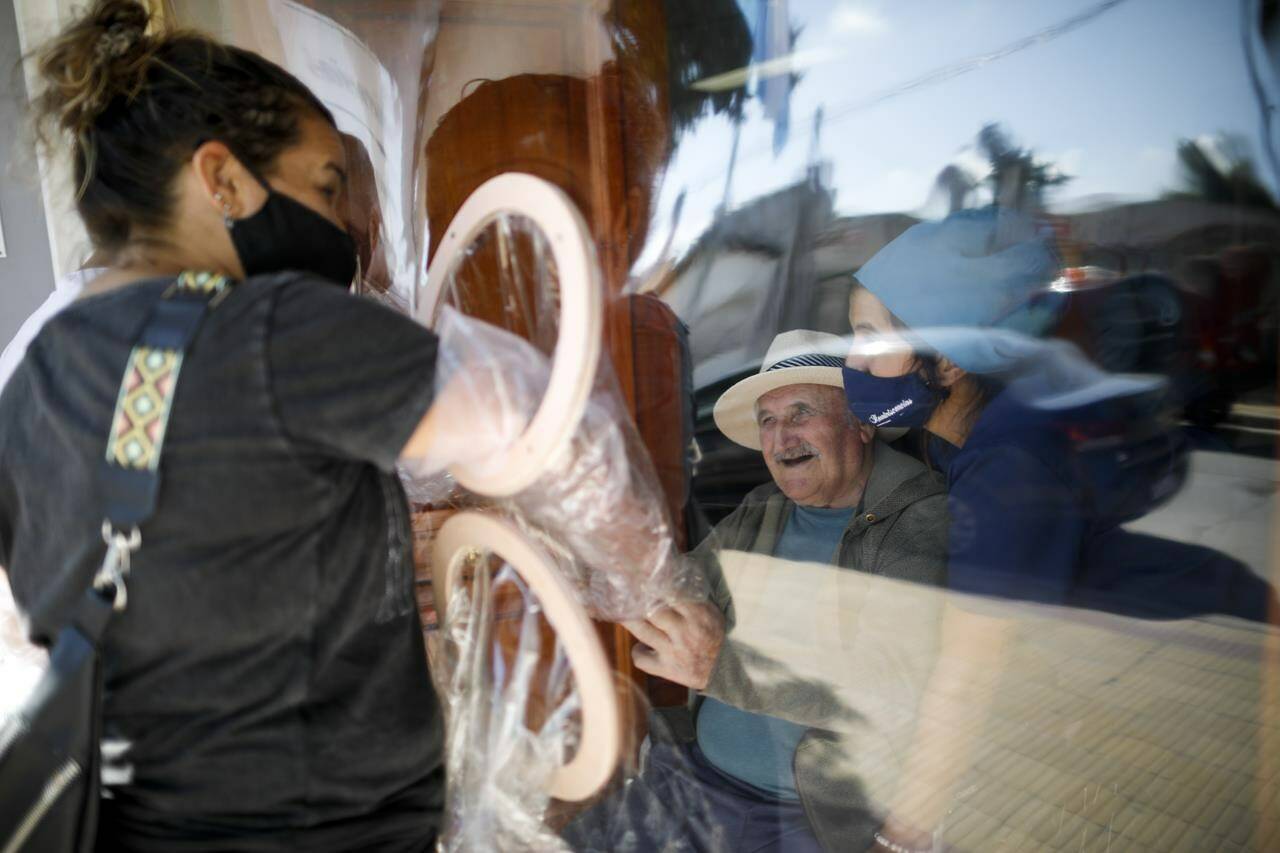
[623,601,725,690]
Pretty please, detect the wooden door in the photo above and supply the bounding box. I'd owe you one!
[418,0,688,722]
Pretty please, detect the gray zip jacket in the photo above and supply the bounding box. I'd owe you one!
[676,440,949,851]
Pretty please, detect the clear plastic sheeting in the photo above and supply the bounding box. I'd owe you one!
[436,553,723,853]
[121,2,1280,850]
[401,306,549,487]
[439,214,562,359]
[420,305,702,622]
[557,711,732,853]
[437,560,577,853]
[511,370,703,621]
[0,576,44,718]
[408,298,706,844]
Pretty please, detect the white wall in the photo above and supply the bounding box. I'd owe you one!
[10,0,94,284]
[0,0,57,348]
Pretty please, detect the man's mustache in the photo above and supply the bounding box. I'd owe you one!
[773,444,819,464]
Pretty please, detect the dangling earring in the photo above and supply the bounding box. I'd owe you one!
[918,361,951,401]
[350,252,362,293]
[213,192,234,229]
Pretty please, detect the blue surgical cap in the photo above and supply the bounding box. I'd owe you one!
[855,207,1061,374]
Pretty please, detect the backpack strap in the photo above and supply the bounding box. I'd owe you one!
[94,270,235,610]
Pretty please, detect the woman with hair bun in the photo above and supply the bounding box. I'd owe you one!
[1,2,460,849]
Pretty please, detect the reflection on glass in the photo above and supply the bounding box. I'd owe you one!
[626,1,1280,851]
[441,214,561,357]
[440,558,580,851]
[116,1,1280,850]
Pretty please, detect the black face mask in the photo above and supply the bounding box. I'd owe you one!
[226,168,358,288]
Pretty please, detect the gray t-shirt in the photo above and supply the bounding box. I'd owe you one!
[0,272,442,851]
[696,503,854,799]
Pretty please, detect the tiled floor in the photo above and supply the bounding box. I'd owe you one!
[933,611,1278,852]
[1,452,1276,850]
[716,538,1279,852]
[2,579,1276,853]
[1126,450,1278,579]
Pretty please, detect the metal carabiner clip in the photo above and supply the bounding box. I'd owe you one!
[94,521,142,612]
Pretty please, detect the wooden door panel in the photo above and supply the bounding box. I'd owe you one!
[419,0,687,725]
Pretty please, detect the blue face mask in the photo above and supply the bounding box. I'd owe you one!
[841,367,938,428]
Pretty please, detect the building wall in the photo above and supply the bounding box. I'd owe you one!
[0,0,55,350]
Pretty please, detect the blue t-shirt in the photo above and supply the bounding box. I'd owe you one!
[696,504,854,799]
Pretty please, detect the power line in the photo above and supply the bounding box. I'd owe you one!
[820,0,1134,129]
[1241,0,1280,192]
[686,0,1135,196]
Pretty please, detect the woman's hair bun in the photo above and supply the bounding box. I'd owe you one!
[32,0,158,142]
[93,2,150,62]
[27,0,333,250]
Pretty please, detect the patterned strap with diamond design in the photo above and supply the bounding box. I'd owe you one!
[107,346,182,471]
[101,270,234,527]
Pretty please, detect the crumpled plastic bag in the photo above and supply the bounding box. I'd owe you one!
[412,305,704,621]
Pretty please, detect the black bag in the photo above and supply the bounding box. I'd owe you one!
[0,271,234,852]
[0,584,114,852]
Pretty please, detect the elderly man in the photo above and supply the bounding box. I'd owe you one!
[614,330,949,853]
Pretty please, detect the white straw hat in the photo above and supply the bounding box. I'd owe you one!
[713,330,856,450]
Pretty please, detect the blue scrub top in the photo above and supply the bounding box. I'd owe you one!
[922,380,1270,621]
[927,406,1087,607]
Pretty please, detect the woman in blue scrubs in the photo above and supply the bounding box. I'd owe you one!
[843,208,1276,853]
[842,207,1270,621]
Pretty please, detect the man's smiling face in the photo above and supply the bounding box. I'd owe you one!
[756,383,875,509]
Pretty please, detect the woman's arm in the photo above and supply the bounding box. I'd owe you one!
[1,567,49,716]
[398,360,534,473]
[399,383,466,467]
[875,443,1083,849]
[876,603,1014,848]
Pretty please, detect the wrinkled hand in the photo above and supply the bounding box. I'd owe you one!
[623,601,725,690]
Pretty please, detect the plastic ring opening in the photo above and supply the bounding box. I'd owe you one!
[431,511,621,801]
[417,173,603,497]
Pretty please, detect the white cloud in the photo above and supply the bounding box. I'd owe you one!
[1194,133,1234,174]
[851,167,932,213]
[952,146,992,183]
[1139,145,1170,164]
[1043,147,1084,180]
[830,3,889,36]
